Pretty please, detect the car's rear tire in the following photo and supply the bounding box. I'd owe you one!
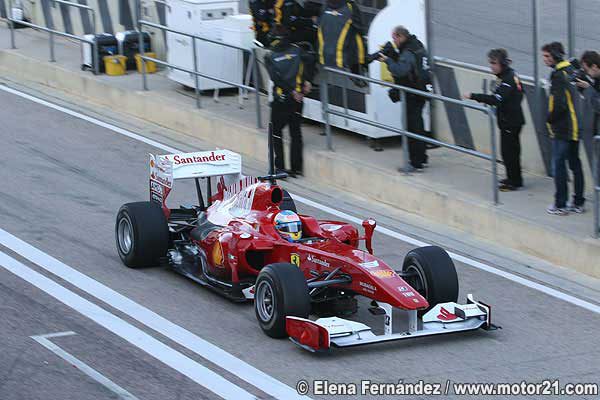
[255,263,310,338]
[115,202,169,268]
[402,246,458,311]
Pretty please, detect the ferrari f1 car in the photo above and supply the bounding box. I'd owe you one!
[115,148,496,352]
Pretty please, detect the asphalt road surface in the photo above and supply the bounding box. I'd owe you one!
[1,83,600,400]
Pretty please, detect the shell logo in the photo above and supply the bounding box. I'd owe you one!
[212,240,224,266]
[150,159,155,168]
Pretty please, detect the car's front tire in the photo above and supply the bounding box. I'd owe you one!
[115,202,169,268]
[402,246,458,311]
[255,263,310,338]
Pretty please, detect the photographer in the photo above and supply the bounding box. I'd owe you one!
[463,49,525,192]
[575,51,600,136]
[376,26,430,171]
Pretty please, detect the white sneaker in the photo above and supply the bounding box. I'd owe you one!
[547,205,569,216]
[566,203,585,214]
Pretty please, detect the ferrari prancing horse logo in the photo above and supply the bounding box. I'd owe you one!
[290,253,301,267]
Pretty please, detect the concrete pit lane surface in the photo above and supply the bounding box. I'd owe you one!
[1,85,599,399]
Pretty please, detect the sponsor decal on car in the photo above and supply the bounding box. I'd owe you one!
[437,307,458,321]
[172,151,226,165]
[398,286,409,292]
[151,192,163,204]
[402,292,415,297]
[369,270,396,279]
[307,254,330,268]
[322,224,343,231]
[150,181,163,194]
[359,281,377,294]
[212,240,224,267]
[290,253,301,267]
[359,260,379,269]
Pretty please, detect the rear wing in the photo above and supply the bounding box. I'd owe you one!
[149,149,242,208]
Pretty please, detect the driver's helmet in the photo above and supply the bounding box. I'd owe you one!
[274,210,302,242]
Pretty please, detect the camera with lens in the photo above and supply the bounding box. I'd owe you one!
[366,41,397,64]
[569,57,591,84]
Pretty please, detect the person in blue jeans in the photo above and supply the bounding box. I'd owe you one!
[542,42,585,215]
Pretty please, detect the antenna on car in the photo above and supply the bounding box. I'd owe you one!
[259,123,288,183]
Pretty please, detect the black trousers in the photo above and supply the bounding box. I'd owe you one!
[500,126,523,187]
[271,98,303,173]
[407,97,427,168]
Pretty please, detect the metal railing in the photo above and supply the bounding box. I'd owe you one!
[137,20,262,129]
[594,135,600,238]
[7,0,99,74]
[321,66,499,205]
[433,56,538,86]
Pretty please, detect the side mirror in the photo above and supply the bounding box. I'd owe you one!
[362,218,376,255]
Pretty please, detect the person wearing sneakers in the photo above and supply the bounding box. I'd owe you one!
[542,42,584,215]
[464,49,525,191]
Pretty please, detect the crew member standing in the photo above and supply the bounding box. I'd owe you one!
[464,49,525,191]
[249,0,274,46]
[378,26,430,171]
[265,26,315,177]
[542,42,584,215]
[273,0,320,45]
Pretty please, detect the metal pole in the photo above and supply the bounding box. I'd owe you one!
[488,107,499,205]
[532,0,542,140]
[49,31,56,62]
[192,37,201,108]
[93,41,99,75]
[594,137,599,238]
[321,70,333,151]
[252,49,263,129]
[342,80,349,127]
[567,0,575,58]
[401,90,409,173]
[424,0,433,64]
[91,9,97,35]
[8,0,16,49]
[137,0,148,90]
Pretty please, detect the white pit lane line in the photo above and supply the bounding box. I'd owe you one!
[1,83,599,317]
[31,332,140,400]
[0,251,258,400]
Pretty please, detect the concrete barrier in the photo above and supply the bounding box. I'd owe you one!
[1,49,599,279]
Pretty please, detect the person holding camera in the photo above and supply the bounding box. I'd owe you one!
[376,26,430,171]
[463,49,525,192]
[265,26,315,177]
[575,51,600,137]
[542,42,584,215]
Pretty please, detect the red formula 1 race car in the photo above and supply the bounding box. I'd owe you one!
[115,148,496,352]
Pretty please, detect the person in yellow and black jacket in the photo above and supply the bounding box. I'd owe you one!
[273,0,320,45]
[542,42,584,215]
[265,26,315,177]
[317,0,365,73]
[464,49,525,191]
[249,0,274,46]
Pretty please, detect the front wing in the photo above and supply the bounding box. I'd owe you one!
[286,294,496,352]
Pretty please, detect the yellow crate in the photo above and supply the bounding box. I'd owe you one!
[135,53,157,74]
[103,55,127,76]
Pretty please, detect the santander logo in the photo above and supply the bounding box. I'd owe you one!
[172,152,226,165]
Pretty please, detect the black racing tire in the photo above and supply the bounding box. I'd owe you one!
[115,202,169,268]
[280,189,297,213]
[254,263,310,338]
[402,246,458,311]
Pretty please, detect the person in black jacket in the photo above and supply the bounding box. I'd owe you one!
[273,0,320,45]
[576,51,600,136]
[249,0,274,46]
[464,49,525,191]
[542,42,584,215]
[265,26,315,177]
[378,26,430,171]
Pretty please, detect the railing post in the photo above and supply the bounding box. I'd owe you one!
[321,70,333,151]
[252,48,262,129]
[401,90,410,173]
[192,36,201,108]
[594,137,599,238]
[139,28,148,90]
[342,78,349,127]
[91,8,97,35]
[92,40,99,75]
[488,107,499,205]
[49,31,56,62]
[567,0,576,58]
[9,0,16,49]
